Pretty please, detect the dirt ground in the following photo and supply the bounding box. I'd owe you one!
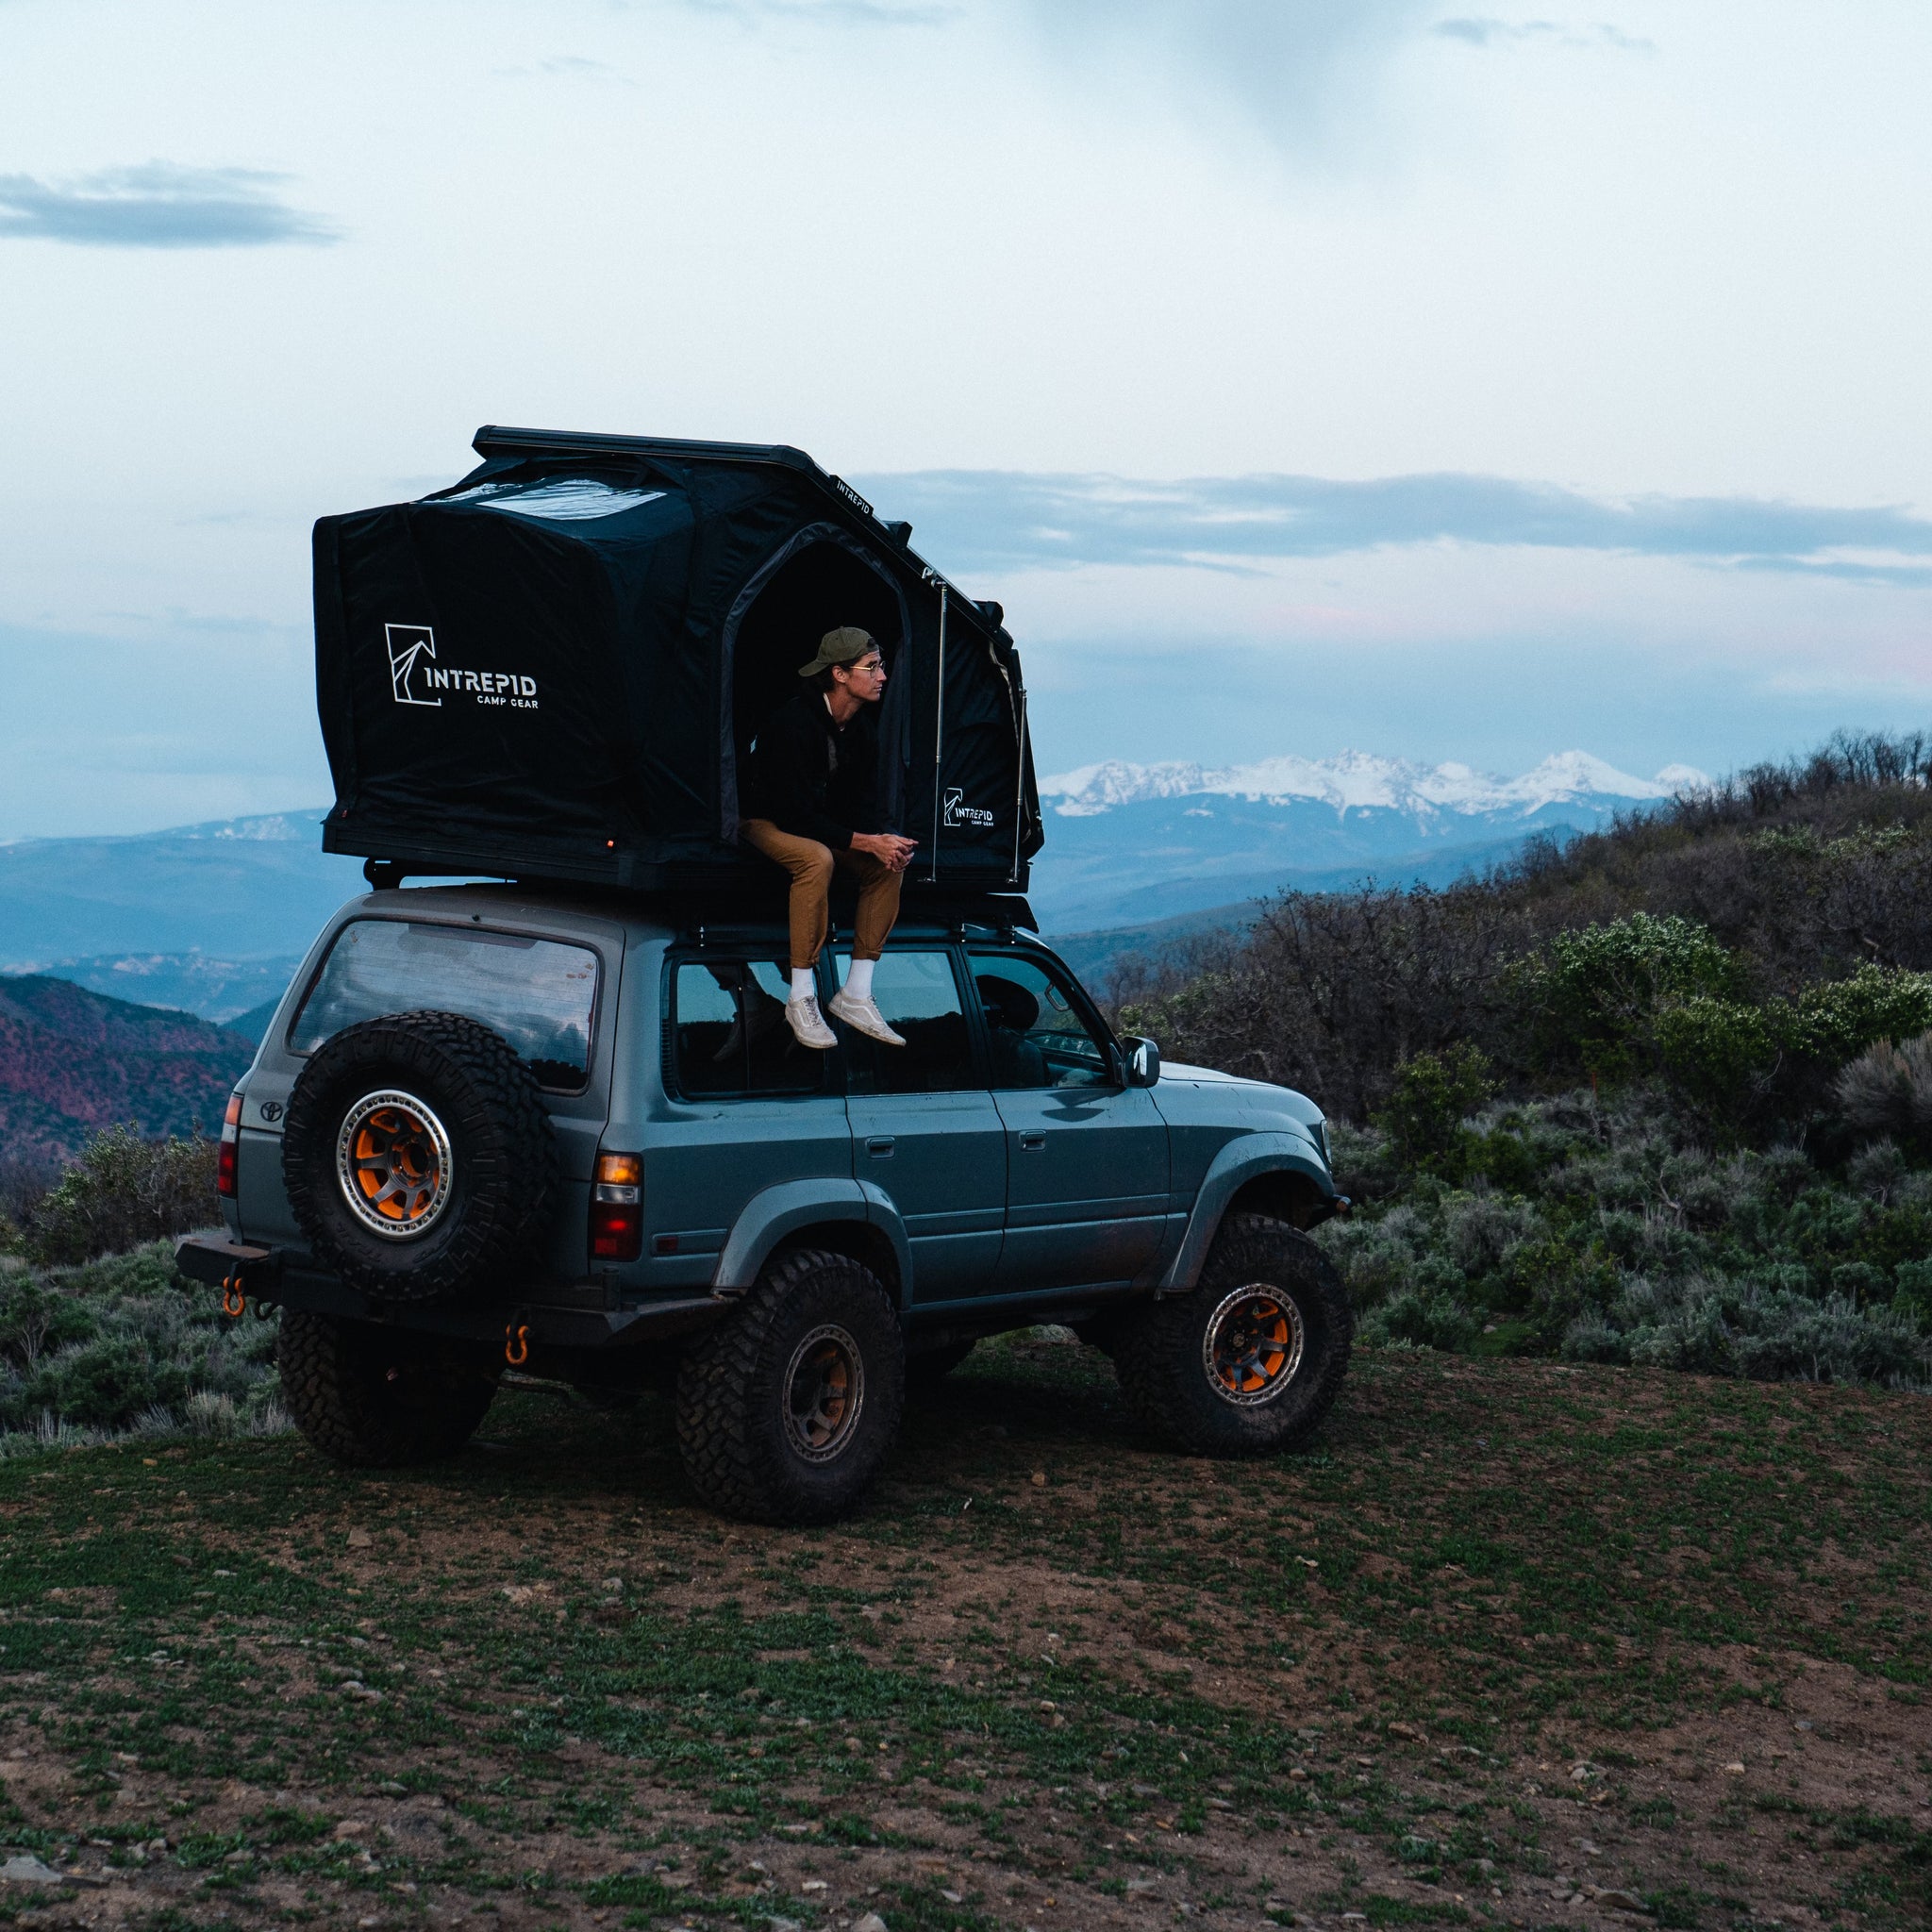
[1,1340,1928,1932]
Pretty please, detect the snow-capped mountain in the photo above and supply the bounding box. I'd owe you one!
[1028,750,1707,932]
[1041,750,1707,822]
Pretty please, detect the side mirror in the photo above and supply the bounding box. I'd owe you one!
[1124,1036,1160,1088]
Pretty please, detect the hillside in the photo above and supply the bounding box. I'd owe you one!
[0,974,253,1172]
[1118,732,1932,1389]
[0,808,361,973]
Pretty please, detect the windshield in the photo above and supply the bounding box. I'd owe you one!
[291,920,600,1091]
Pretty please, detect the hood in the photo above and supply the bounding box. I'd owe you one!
[1157,1061,1325,1132]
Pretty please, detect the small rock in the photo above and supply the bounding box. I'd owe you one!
[1125,1878,1158,1894]
[854,1914,890,1932]
[1287,1768,1307,1781]
[1030,1473,1046,1487]
[1723,1760,1745,1775]
[767,1918,803,1932]
[1577,1840,1603,1857]
[340,1681,384,1703]
[1131,1782,1159,1796]
[1598,1890,1650,1914]
[802,1879,829,1893]
[346,1527,374,1549]
[1,1857,67,1887]
[1208,1796,1234,1810]
[941,1890,963,1904]
[1793,1719,1814,1732]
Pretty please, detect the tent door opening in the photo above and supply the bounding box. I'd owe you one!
[724,529,909,840]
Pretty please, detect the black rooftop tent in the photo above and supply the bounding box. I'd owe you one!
[314,426,1043,899]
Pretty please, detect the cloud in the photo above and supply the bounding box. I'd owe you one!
[852,470,1932,581]
[1432,17,1654,53]
[1019,0,1436,155]
[672,0,958,25]
[0,163,337,249]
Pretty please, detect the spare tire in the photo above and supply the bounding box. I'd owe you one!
[282,1010,558,1304]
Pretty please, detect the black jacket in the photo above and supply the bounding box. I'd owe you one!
[743,691,881,849]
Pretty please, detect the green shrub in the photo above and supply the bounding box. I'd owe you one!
[24,1126,219,1267]
[1374,1045,1497,1166]
[32,1336,191,1430]
[1652,995,1780,1108]
[0,1241,283,1450]
[1523,914,1742,1079]
[1788,967,1932,1064]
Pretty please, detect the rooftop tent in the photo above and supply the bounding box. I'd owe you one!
[313,426,1043,895]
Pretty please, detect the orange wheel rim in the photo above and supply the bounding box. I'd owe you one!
[1203,1285,1306,1407]
[335,1090,455,1240]
[783,1324,866,1463]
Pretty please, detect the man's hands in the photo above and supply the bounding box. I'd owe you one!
[852,832,919,873]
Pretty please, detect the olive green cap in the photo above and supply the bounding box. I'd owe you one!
[797,626,877,677]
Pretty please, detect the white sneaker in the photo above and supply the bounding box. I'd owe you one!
[784,994,837,1050]
[828,989,907,1046]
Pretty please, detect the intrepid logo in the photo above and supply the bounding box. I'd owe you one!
[387,625,441,706]
[943,788,994,829]
[385,624,540,710]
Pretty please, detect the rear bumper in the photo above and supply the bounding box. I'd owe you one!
[172,1235,729,1352]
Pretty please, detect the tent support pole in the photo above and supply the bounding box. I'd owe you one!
[1011,682,1028,883]
[930,586,946,882]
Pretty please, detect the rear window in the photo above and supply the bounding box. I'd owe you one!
[291,920,599,1091]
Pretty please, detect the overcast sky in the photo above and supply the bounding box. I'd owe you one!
[3,0,1929,838]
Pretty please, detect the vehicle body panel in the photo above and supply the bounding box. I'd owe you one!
[203,885,1342,1357]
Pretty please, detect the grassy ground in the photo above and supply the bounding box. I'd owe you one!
[1,1336,1928,1932]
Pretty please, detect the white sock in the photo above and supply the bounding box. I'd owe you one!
[844,958,875,1000]
[790,968,815,1003]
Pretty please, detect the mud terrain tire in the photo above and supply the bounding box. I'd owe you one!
[278,1309,501,1466]
[1115,1214,1351,1457]
[675,1248,905,1524]
[282,1011,558,1304]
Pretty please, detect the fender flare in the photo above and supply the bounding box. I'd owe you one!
[1159,1132,1335,1293]
[711,1178,913,1305]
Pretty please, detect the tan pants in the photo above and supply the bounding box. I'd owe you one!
[741,819,905,972]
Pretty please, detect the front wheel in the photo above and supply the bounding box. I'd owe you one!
[1114,1214,1352,1457]
[675,1249,906,1524]
[278,1310,501,1467]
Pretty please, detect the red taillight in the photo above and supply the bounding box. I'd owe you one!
[216,1091,242,1199]
[590,1152,642,1262]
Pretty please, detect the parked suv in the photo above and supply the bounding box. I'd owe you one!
[178,885,1352,1523]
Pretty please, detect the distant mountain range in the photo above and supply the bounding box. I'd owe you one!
[0,752,1702,1025]
[0,974,255,1173]
[1031,750,1705,930]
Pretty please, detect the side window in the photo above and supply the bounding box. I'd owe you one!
[966,952,1115,1091]
[671,959,827,1097]
[836,950,977,1095]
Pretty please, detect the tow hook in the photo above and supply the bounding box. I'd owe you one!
[505,1314,532,1367]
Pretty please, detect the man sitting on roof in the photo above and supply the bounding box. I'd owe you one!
[741,626,918,1050]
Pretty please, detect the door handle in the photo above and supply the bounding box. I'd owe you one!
[1019,1131,1046,1152]
[865,1136,896,1158]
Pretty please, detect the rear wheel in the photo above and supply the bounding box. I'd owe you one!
[1115,1214,1351,1457]
[675,1249,905,1524]
[278,1310,501,1467]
